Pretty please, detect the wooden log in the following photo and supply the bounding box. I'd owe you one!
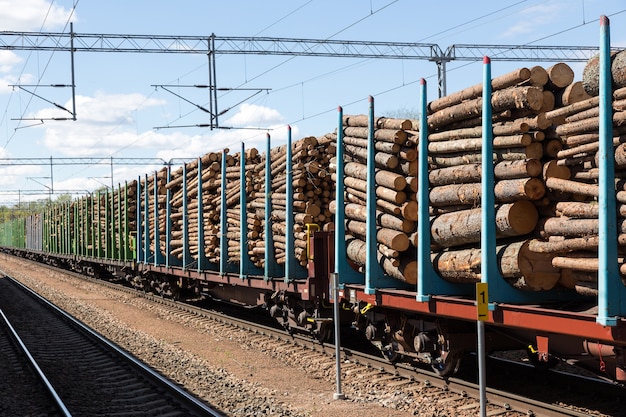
[427,67,531,114]
[555,201,600,218]
[428,142,544,167]
[428,86,545,129]
[545,63,575,91]
[555,81,592,107]
[427,120,530,141]
[556,111,626,137]
[528,236,599,253]
[542,218,599,237]
[542,160,571,180]
[331,201,415,233]
[343,176,406,204]
[427,134,531,154]
[428,159,542,186]
[429,178,545,206]
[343,162,407,191]
[342,126,407,144]
[432,240,560,290]
[345,237,416,284]
[345,219,410,252]
[431,201,538,248]
[343,136,400,153]
[342,115,412,130]
[525,65,549,87]
[582,51,621,96]
[344,144,399,169]
[545,177,598,197]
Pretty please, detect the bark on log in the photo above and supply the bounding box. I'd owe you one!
[427,67,531,114]
[428,159,542,186]
[545,177,598,197]
[343,161,407,191]
[545,63,575,91]
[427,134,531,154]
[330,201,415,233]
[428,86,545,129]
[427,120,530,141]
[432,240,560,290]
[429,178,545,206]
[345,219,410,252]
[427,143,544,167]
[528,236,599,253]
[431,201,538,248]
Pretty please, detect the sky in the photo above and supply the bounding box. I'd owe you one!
[0,0,624,205]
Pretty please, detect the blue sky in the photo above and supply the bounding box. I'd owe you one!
[0,0,624,205]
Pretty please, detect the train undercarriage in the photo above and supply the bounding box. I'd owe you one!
[5,247,626,381]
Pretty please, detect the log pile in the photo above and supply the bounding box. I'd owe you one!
[420,64,584,291]
[330,115,419,284]
[535,82,626,295]
[248,135,335,269]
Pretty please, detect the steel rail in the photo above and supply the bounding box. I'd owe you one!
[0,270,225,417]
[0,307,72,417]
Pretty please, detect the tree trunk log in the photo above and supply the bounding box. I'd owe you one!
[427,67,531,114]
[428,86,544,129]
[431,201,538,248]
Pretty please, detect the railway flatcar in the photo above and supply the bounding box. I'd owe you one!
[2,16,626,382]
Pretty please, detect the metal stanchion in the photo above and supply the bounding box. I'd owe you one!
[331,272,345,400]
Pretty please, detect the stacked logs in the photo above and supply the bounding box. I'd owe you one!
[248,136,335,269]
[330,115,419,284]
[422,64,582,291]
[93,181,138,258]
[534,83,626,295]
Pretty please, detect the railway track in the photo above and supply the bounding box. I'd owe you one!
[2,255,623,417]
[0,273,223,417]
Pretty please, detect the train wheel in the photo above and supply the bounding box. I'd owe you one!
[431,351,462,376]
[318,320,334,343]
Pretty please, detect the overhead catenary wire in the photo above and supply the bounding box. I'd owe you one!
[3,1,79,151]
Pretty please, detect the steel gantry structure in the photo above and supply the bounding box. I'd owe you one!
[0,27,604,127]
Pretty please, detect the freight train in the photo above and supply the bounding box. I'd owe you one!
[1,16,626,381]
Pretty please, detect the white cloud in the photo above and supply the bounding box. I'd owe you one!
[0,0,76,31]
[224,103,284,128]
[501,3,563,38]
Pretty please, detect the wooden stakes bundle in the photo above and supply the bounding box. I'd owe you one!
[247,135,336,269]
[416,64,583,291]
[330,115,419,284]
[537,83,626,295]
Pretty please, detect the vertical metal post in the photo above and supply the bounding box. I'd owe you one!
[117,185,122,261]
[417,79,437,300]
[436,60,447,98]
[365,96,383,294]
[197,157,206,272]
[335,107,346,281]
[240,142,249,279]
[208,34,218,129]
[182,163,189,270]
[124,181,129,261]
[478,55,494,417]
[165,165,173,267]
[143,174,150,263]
[70,22,76,120]
[263,135,275,279]
[153,171,162,265]
[285,126,294,282]
[597,15,622,326]
[220,149,228,273]
[333,106,361,284]
[332,272,345,400]
[135,180,142,262]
